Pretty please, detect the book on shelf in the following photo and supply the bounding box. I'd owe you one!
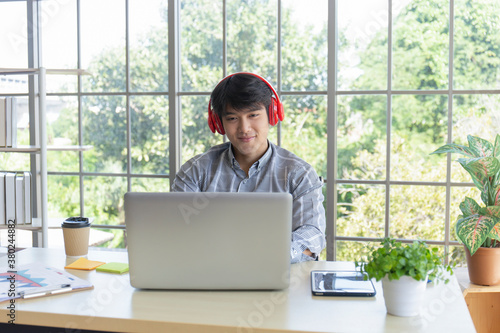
[0,171,31,225]
[0,173,4,224]
[0,98,5,147]
[4,172,16,225]
[15,174,25,224]
[24,171,32,224]
[0,97,17,148]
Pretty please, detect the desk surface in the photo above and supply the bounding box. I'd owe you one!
[0,248,476,333]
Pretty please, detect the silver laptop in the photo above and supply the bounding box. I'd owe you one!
[125,192,292,290]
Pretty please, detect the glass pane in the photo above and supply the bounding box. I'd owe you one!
[0,2,28,93]
[391,94,448,182]
[131,95,169,174]
[450,186,481,242]
[47,96,79,172]
[337,184,386,238]
[0,153,29,172]
[130,0,169,92]
[389,185,446,241]
[13,97,29,145]
[226,0,277,83]
[48,175,80,219]
[84,175,126,227]
[451,95,500,183]
[336,240,378,262]
[338,0,388,90]
[282,0,327,91]
[392,0,449,90]
[454,0,500,89]
[281,95,327,178]
[180,0,223,92]
[0,2,28,68]
[131,177,170,192]
[449,245,467,267]
[337,95,387,180]
[181,96,223,164]
[93,228,125,249]
[41,0,78,93]
[83,95,127,173]
[81,0,126,92]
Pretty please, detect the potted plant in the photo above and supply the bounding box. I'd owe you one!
[432,134,500,285]
[356,238,452,317]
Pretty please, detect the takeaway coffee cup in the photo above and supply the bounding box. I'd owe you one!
[61,217,91,257]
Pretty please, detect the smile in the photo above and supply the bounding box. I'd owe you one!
[238,136,255,142]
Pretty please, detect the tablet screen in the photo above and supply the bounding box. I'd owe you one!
[311,271,376,297]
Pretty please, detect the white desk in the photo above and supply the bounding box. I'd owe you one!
[0,248,476,333]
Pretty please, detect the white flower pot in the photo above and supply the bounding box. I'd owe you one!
[381,275,427,317]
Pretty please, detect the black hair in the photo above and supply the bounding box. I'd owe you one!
[210,73,273,119]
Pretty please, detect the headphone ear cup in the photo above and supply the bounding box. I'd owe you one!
[277,100,284,122]
[269,97,278,126]
[214,113,225,135]
[208,106,225,135]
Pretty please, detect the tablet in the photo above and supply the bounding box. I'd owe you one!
[310,271,376,297]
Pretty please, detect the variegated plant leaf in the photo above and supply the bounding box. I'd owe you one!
[459,157,500,190]
[431,143,479,157]
[468,135,494,157]
[456,214,500,255]
[488,224,500,242]
[460,197,481,217]
[481,181,491,206]
[494,185,500,206]
[480,205,500,218]
[493,134,500,158]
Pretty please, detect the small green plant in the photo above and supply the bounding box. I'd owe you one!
[356,238,453,283]
[431,134,500,255]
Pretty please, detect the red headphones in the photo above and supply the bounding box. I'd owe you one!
[207,72,284,135]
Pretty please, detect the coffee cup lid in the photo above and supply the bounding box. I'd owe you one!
[61,217,91,228]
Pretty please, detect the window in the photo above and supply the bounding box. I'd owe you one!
[1,0,499,265]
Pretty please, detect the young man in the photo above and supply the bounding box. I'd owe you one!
[172,73,326,263]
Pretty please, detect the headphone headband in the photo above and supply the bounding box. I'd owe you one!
[207,72,284,135]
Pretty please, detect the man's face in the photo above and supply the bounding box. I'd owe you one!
[222,104,270,164]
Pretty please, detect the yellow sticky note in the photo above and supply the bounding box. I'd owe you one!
[65,257,105,271]
[96,262,129,274]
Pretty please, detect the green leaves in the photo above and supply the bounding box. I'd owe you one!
[431,134,499,158]
[458,157,500,191]
[468,135,494,157]
[356,238,452,283]
[460,197,481,217]
[456,214,500,255]
[432,134,500,252]
[430,143,479,158]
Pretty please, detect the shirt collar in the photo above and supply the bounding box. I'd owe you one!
[227,140,273,171]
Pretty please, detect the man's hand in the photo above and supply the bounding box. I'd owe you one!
[303,249,313,257]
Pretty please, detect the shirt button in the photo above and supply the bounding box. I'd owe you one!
[243,180,247,184]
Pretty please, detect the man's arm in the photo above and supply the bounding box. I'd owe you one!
[290,181,326,264]
[171,159,202,192]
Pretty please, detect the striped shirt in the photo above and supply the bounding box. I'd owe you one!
[172,141,326,263]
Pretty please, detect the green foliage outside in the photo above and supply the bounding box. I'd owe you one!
[15,0,500,260]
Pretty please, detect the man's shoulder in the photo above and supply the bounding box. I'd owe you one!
[181,142,230,168]
[271,143,313,169]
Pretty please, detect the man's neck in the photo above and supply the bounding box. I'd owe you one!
[232,141,269,176]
